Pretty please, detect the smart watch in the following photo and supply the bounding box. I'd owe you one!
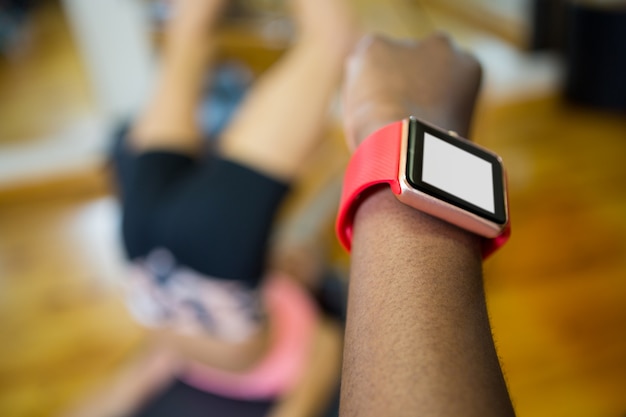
[336,117,510,258]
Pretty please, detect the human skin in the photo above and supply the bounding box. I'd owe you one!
[129,0,358,368]
[127,0,357,415]
[339,34,516,417]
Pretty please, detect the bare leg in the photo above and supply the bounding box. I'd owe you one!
[217,1,359,415]
[130,0,226,153]
[219,0,359,181]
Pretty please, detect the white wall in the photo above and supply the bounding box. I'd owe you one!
[61,0,156,120]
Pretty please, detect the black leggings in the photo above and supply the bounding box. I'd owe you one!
[111,129,289,289]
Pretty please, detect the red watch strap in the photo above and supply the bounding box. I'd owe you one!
[335,121,404,251]
[336,119,511,258]
[482,206,511,258]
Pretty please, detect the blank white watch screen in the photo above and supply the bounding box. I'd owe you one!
[406,118,506,225]
[422,133,495,213]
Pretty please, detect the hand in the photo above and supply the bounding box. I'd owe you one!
[343,33,482,150]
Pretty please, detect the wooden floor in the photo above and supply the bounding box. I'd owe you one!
[0,1,94,144]
[1,1,626,416]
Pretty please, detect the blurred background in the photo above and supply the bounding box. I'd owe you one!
[0,0,625,416]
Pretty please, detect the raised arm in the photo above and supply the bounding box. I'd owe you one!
[339,34,515,417]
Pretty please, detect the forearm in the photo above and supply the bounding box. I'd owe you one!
[340,188,514,416]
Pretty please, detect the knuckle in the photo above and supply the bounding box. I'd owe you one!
[430,31,453,46]
[367,35,392,54]
[350,34,384,63]
[463,52,483,79]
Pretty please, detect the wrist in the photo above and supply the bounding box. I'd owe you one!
[348,106,406,150]
[353,187,482,260]
[349,108,464,151]
[337,117,509,257]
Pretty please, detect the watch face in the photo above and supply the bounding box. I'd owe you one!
[406,119,507,225]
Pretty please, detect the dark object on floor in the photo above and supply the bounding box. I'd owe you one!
[199,62,253,140]
[133,378,341,417]
[133,379,275,417]
[314,269,348,325]
[0,0,37,55]
[529,0,568,52]
[563,3,626,111]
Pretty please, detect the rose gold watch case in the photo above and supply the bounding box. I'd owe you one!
[396,118,509,239]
